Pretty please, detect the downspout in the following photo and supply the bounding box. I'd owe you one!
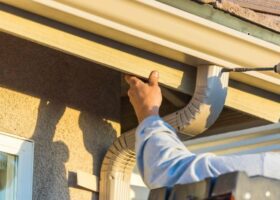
[99,65,229,200]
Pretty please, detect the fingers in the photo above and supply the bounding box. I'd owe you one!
[125,75,142,87]
[124,74,131,84]
[125,71,159,87]
[148,71,159,86]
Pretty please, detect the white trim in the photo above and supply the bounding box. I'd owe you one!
[184,123,280,146]
[183,123,280,155]
[76,170,99,192]
[0,132,34,200]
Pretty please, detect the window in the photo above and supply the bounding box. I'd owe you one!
[0,132,34,200]
[0,152,17,200]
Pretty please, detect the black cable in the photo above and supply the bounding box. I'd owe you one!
[222,63,280,74]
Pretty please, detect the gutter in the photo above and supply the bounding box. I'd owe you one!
[1,5,278,122]
[100,65,229,199]
[2,0,280,94]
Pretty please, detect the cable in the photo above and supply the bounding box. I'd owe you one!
[222,63,280,74]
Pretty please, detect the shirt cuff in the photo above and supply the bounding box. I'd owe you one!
[136,115,176,137]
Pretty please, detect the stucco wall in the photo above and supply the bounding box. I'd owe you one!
[0,33,120,200]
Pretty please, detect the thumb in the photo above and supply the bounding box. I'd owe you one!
[149,71,159,86]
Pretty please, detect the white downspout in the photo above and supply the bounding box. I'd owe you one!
[99,65,229,200]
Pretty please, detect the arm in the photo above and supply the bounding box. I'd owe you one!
[135,116,266,189]
[125,71,279,189]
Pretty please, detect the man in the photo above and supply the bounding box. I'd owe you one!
[125,71,280,190]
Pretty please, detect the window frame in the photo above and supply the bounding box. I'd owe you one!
[0,131,34,200]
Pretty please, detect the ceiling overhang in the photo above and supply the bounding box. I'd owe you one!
[0,1,279,122]
[1,0,280,95]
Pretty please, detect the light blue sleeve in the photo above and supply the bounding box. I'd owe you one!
[135,116,280,189]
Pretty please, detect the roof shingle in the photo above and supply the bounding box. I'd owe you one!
[194,0,280,32]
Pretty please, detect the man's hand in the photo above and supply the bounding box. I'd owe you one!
[125,71,162,123]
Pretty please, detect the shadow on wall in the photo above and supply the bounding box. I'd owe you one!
[31,102,117,200]
[79,112,117,176]
[31,100,69,200]
[0,32,120,200]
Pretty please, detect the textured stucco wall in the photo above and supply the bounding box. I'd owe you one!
[0,32,120,200]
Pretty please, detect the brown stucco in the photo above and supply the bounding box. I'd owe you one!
[0,32,121,200]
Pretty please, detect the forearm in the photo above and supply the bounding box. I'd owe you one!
[135,116,196,188]
[135,116,267,189]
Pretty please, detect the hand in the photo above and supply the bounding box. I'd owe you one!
[125,71,162,123]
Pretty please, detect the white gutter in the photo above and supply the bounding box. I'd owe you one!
[2,0,280,94]
[165,65,229,135]
[1,6,278,122]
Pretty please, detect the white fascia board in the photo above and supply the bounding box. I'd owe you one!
[1,0,280,94]
[184,123,280,155]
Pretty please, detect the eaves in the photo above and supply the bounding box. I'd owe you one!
[1,0,280,95]
[1,0,279,124]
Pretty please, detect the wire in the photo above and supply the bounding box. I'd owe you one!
[222,63,280,74]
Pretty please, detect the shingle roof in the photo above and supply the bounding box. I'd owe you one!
[195,0,280,32]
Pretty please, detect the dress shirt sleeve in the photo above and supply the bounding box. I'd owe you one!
[135,116,280,189]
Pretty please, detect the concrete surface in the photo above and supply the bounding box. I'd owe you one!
[0,32,121,200]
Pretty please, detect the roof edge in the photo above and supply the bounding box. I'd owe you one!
[1,0,280,94]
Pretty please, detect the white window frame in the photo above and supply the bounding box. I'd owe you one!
[0,132,34,200]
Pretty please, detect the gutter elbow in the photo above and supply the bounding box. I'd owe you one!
[99,65,229,200]
[165,65,229,136]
